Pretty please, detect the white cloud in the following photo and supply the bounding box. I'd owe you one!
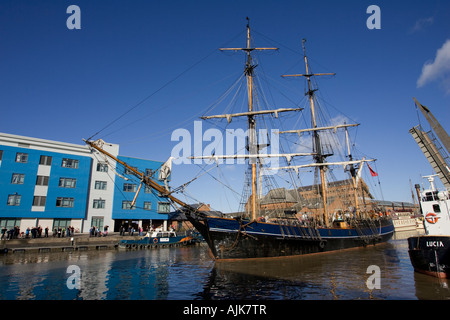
[417,39,450,93]
[410,16,434,33]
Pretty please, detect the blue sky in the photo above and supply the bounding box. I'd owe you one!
[1,0,449,212]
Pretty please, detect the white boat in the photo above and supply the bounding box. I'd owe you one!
[408,98,450,278]
[408,175,450,278]
[118,229,195,249]
[392,211,420,232]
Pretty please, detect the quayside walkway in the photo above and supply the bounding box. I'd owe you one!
[0,233,137,254]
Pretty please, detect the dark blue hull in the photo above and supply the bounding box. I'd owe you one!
[195,217,394,260]
[408,235,450,278]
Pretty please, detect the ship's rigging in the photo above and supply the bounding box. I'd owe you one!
[84,18,394,260]
[85,18,383,227]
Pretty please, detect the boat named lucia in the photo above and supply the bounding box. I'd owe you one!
[407,98,450,278]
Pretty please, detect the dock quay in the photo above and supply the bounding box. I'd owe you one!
[0,233,160,254]
[0,232,202,254]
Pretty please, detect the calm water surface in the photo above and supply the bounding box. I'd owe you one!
[0,231,449,300]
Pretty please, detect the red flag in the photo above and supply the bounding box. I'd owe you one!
[367,163,378,177]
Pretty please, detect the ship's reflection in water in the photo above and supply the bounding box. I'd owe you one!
[0,232,449,300]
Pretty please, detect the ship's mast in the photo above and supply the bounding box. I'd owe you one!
[345,126,360,218]
[303,41,328,226]
[218,18,278,221]
[282,39,335,227]
[304,42,329,226]
[245,19,258,221]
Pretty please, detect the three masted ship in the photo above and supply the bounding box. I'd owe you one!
[86,20,394,260]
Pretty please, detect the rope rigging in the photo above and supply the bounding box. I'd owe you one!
[84,21,385,221]
[87,30,246,142]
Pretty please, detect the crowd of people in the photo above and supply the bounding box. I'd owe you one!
[118,225,141,236]
[89,225,109,237]
[1,224,170,240]
[0,225,79,240]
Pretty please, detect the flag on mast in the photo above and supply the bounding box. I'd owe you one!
[367,163,378,177]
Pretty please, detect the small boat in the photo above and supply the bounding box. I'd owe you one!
[119,230,193,249]
[392,211,421,232]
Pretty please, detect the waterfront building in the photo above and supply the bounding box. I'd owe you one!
[0,132,170,235]
[245,179,418,219]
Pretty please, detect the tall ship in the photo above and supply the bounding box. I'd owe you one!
[408,98,450,278]
[85,20,394,260]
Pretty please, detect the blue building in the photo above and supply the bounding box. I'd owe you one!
[112,155,172,232]
[0,132,171,235]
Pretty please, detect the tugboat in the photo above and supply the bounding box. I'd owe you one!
[408,98,450,278]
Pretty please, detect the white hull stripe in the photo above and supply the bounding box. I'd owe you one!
[209,227,394,239]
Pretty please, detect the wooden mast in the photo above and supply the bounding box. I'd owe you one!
[345,126,360,218]
[282,39,335,227]
[219,17,277,221]
[246,19,258,221]
[84,139,212,249]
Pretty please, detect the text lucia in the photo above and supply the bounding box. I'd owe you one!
[426,241,445,248]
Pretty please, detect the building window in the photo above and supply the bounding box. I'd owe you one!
[125,166,138,175]
[145,185,152,193]
[7,194,21,206]
[33,196,46,207]
[15,152,28,163]
[0,150,3,161]
[53,218,71,230]
[0,218,20,230]
[11,173,25,184]
[96,162,108,172]
[145,168,154,177]
[91,216,104,230]
[157,202,171,213]
[61,158,79,169]
[122,201,135,210]
[39,155,52,166]
[59,177,77,188]
[56,197,74,208]
[94,181,107,190]
[93,199,105,209]
[36,175,49,186]
[144,201,152,210]
[123,183,137,192]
